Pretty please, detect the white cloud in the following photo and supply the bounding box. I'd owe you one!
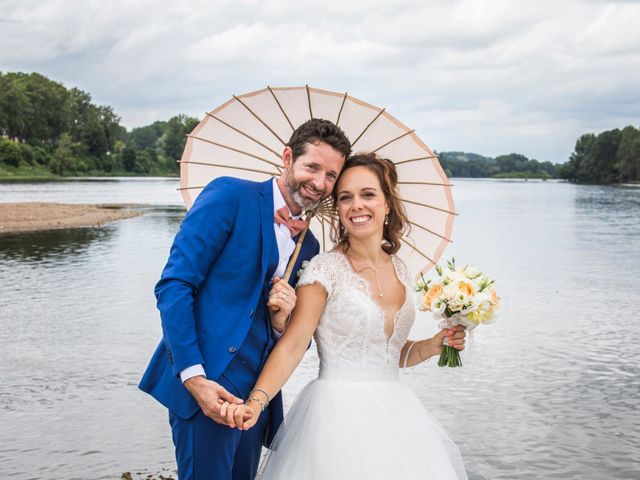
[0,0,638,162]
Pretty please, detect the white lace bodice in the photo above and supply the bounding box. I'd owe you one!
[297,252,415,381]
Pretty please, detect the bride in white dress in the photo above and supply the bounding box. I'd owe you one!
[226,153,468,479]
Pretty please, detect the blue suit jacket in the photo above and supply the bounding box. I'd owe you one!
[139,177,319,436]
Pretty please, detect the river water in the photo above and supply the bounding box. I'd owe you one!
[0,178,638,479]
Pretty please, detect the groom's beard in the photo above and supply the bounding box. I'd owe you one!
[286,171,325,211]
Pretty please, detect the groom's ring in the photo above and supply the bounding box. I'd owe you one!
[281,293,287,300]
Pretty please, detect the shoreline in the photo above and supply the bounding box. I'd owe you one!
[0,175,179,183]
[0,202,143,234]
[1,174,638,186]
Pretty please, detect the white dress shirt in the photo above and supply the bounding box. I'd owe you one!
[272,177,299,278]
[180,178,299,382]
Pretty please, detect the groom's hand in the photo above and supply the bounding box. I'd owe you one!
[183,376,243,425]
[267,277,297,333]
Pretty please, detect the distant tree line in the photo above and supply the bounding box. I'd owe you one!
[438,151,558,179]
[558,126,640,184]
[439,125,640,183]
[0,72,197,176]
[2,72,637,184]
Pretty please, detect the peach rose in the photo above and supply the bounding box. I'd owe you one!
[457,281,475,297]
[489,287,500,308]
[423,283,443,310]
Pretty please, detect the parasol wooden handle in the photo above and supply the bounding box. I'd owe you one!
[270,211,314,312]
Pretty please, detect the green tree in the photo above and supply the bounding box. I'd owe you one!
[24,72,70,144]
[68,87,94,143]
[1,72,70,144]
[587,129,622,183]
[0,138,23,167]
[134,149,156,174]
[97,105,124,152]
[615,126,640,182]
[122,146,137,172]
[560,128,640,184]
[161,115,189,160]
[50,133,74,175]
[561,134,596,182]
[0,72,29,140]
[83,115,109,159]
[438,151,496,178]
[495,153,526,173]
[129,121,166,150]
[159,115,198,174]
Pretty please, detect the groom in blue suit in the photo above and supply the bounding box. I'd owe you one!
[139,119,351,479]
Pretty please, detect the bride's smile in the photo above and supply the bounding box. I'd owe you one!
[349,214,372,225]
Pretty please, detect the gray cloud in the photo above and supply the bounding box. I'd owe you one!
[1,0,638,162]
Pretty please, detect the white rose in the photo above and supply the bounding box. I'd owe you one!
[448,299,463,311]
[443,283,457,299]
[431,299,446,315]
[461,302,479,315]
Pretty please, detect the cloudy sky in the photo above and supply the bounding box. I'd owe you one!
[1,0,638,162]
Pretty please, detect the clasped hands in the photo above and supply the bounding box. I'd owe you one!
[182,376,262,430]
[219,394,263,431]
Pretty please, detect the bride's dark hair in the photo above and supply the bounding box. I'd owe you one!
[331,152,410,254]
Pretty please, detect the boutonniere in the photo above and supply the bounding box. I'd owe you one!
[296,260,310,280]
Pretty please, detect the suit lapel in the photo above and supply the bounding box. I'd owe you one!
[258,179,278,281]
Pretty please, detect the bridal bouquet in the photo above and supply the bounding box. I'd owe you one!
[416,258,499,367]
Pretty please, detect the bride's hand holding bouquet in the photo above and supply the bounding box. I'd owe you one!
[417,257,499,368]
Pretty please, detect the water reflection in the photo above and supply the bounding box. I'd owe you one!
[572,184,640,269]
[0,227,114,262]
[575,184,640,213]
[145,206,186,230]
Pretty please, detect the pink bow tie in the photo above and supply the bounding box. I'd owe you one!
[274,207,307,237]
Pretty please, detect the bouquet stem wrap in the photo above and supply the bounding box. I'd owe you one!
[438,318,462,368]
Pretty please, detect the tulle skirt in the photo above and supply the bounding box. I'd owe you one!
[258,378,468,480]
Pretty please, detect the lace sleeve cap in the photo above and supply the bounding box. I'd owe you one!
[296,254,335,297]
[394,256,419,305]
[394,256,412,284]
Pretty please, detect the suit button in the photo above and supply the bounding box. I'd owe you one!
[228,346,237,354]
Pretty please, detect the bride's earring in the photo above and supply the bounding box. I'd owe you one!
[384,214,389,225]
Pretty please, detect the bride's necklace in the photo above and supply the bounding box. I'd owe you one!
[347,252,385,297]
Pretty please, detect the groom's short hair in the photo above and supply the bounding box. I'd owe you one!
[287,119,351,161]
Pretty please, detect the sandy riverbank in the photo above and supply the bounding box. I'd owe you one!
[0,203,143,233]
